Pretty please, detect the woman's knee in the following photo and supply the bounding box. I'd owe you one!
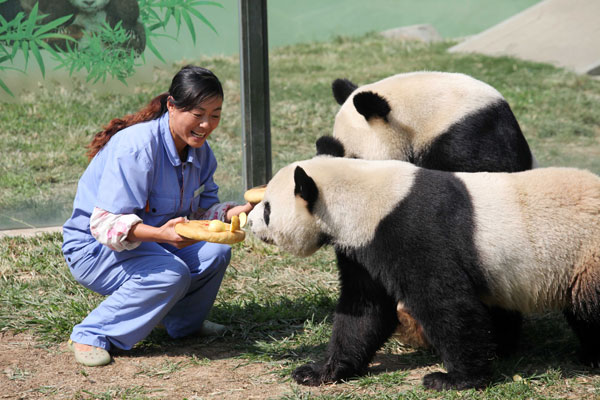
[199,243,231,274]
[212,244,231,269]
[158,260,192,293]
[218,244,232,265]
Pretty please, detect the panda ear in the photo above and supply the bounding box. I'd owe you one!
[353,91,391,122]
[294,166,319,212]
[316,136,345,157]
[332,78,358,105]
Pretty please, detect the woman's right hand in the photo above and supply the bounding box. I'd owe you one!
[128,217,199,249]
[157,217,200,248]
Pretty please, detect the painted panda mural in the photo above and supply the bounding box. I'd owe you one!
[317,71,536,172]
[248,156,600,391]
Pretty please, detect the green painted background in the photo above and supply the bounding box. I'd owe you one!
[154,0,541,60]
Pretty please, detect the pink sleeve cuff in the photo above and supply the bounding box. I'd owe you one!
[90,207,143,252]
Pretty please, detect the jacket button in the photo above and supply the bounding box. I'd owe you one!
[152,208,157,213]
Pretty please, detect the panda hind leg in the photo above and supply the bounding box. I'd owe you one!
[564,250,600,368]
[563,310,600,368]
[489,306,522,357]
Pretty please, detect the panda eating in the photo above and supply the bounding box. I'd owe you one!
[247,156,600,391]
[317,71,536,172]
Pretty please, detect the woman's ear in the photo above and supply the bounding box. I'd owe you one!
[166,96,175,111]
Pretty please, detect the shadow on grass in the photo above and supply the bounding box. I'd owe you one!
[490,312,600,384]
[114,306,600,387]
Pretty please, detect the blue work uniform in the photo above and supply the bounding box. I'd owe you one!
[62,111,231,351]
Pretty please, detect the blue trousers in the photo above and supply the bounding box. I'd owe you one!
[69,241,231,351]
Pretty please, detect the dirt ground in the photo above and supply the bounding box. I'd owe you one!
[0,332,431,400]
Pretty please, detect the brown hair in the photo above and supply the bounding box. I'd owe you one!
[86,65,224,161]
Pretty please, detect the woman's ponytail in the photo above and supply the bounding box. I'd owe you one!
[86,93,169,161]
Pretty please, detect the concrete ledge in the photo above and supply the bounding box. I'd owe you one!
[449,0,600,75]
[0,226,63,238]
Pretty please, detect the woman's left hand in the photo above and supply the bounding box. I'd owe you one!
[226,202,254,222]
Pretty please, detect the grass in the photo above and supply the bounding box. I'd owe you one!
[1,33,600,398]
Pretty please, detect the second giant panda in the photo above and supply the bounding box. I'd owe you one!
[317,71,536,172]
[248,156,600,391]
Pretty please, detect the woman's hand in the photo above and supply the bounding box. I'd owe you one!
[226,202,254,222]
[158,217,200,248]
[128,217,199,249]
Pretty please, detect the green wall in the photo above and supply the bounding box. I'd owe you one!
[152,0,542,60]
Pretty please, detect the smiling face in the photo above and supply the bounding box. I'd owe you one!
[167,95,223,157]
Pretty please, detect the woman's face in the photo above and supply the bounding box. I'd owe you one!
[167,96,223,156]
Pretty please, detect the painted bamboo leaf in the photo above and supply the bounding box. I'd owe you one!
[0,0,223,96]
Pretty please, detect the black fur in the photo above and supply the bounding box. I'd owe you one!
[293,250,398,385]
[316,136,345,157]
[263,201,270,226]
[416,100,532,172]
[353,91,391,122]
[294,166,319,213]
[332,78,358,105]
[293,169,495,390]
[489,307,523,357]
[563,310,600,368]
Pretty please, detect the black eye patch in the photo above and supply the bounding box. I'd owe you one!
[264,201,270,226]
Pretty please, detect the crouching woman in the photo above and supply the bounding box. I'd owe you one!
[62,65,252,366]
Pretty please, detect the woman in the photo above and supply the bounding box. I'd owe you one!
[62,65,252,367]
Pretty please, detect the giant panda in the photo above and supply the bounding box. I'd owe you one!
[248,156,600,391]
[317,71,536,172]
[318,71,538,349]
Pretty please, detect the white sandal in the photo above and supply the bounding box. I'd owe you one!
[199,320,228,336]
[68,339,111,367]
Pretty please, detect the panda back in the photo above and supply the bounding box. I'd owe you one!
[461,168,600,312]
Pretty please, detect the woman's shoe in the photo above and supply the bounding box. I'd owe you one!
[68,339,111,367]
[199,320,228,336]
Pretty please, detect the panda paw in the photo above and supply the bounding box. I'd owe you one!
[292,363,325,386]
[423,372,488,391]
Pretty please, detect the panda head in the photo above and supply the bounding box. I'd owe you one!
[317,78,399,160]
[248,162,326,257]
[317,72,521,169]
[248,157,418,256]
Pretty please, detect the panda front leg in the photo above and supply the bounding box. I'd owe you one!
[292,253,398,386]
[410,287,496,391]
